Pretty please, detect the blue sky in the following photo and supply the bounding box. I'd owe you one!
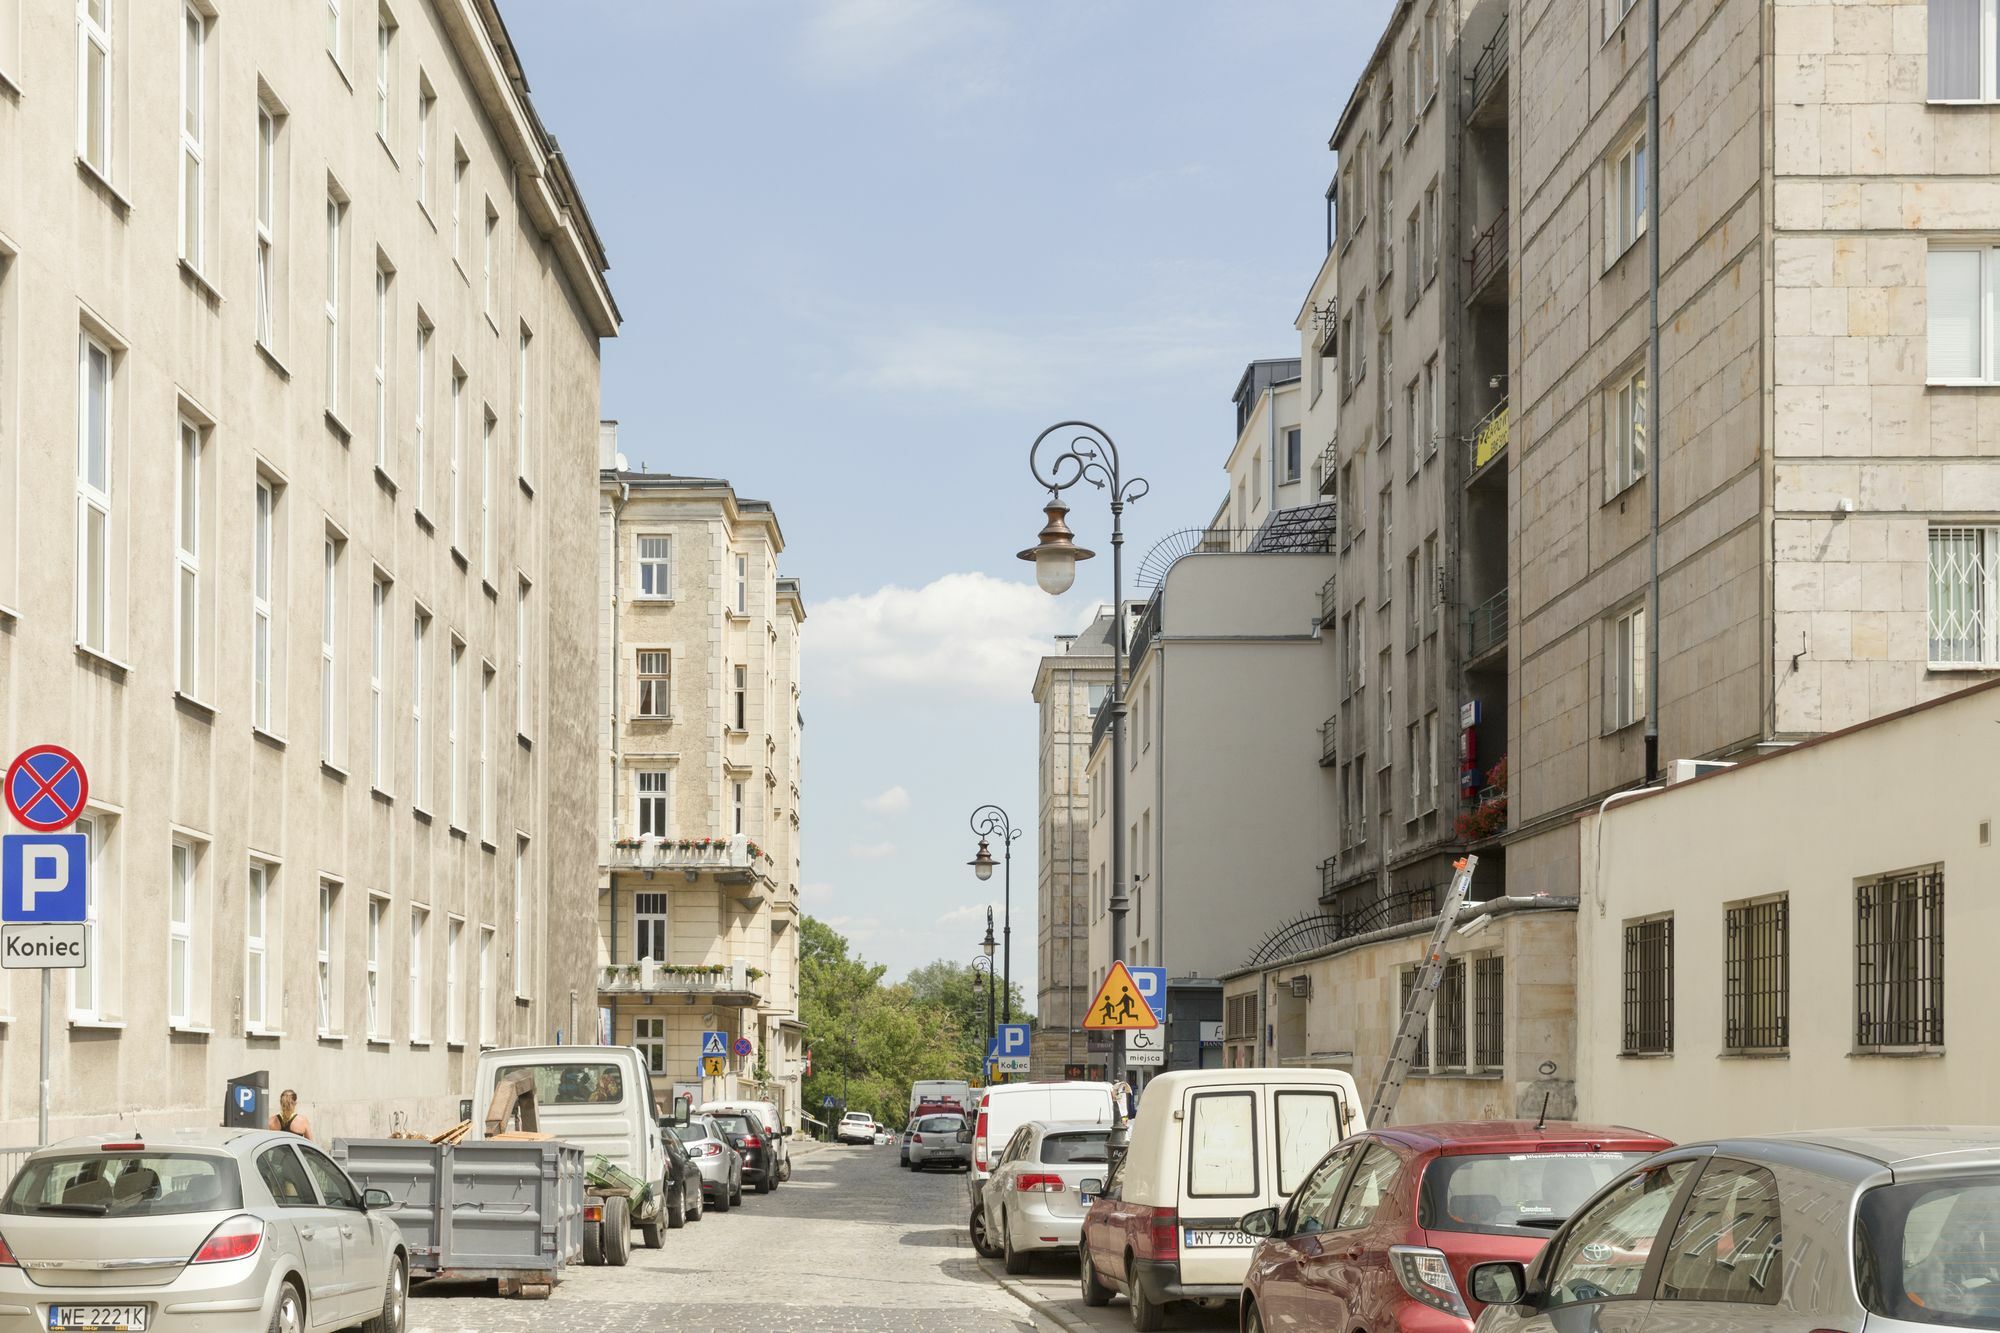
[503,0,1393,997]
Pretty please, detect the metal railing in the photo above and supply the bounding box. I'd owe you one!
[1471,13,1509,114]
[1319,572,1339,625]
[1467,208,1509,302]
[1470,398,1510,473]
[1467,588,1510,660]
[1318,440,1339,496]
[1320,717,1338,767]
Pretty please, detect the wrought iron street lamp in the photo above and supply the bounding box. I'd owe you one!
[971,907,997,1077]
[968,806,1020,1023]
[1022,422,1148,1081]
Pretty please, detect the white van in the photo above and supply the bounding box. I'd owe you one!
[472,1045,669,1262]
[908,1079,972,1116]
[964,1080,1117,1258]
[1076,1068,1364,1319]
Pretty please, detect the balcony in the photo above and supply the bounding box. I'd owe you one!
[605,834,774,887]
[1318,440,1338,496]
[1319,572,1339,626]
[1320,716,1338,767]
[1466,209,1509,308]
[1469,399,1509,480]
[1469,14,1509,128]
[1466,587,1510,665]
[597,960,766,1007]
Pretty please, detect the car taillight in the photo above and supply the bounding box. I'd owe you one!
[1390,1245,1469,1316]
[101,1143,146,1153]
[974,1111,990,1170]
[1016,1174,1066,1193]
[912,1134,924,1144]
[742,1135,763,1149]
[192,1215,265,1265]
[1144,1207,1179,1261]
[701,1144,722,1158]
[0,1231,18,1267]
[584,1202,603,1223]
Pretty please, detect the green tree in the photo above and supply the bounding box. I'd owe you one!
[799,918,972,1128]
[905,958,1031,1076]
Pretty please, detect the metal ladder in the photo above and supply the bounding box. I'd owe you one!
[1364,854,1479,1127]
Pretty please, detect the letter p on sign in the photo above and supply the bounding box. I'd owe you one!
[2,835,88,923]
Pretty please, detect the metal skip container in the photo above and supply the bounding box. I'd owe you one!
[333,1138,586,1295]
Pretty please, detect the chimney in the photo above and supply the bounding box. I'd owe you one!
[599,420,620,472]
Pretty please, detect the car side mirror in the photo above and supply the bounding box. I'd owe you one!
[1469,1261,1530,1307]
[957,1126,973,1144]
[363,1188,394,1212]
[1079,1177,1104,1197]
[1238,1206,1280,1239]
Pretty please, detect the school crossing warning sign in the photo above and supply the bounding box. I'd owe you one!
[1082,961,1159,1031]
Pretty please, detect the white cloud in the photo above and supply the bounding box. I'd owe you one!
[848,840,899,861]
[862,785,911,817]
[811,571,1084,702]
[793,0,1006,86]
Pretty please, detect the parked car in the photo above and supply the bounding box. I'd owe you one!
[1468,1126,2000,1333]
[700,1100,793,1186]
[659,1126,706,1227]
[908,1112,972,1172]
[983,1120,1115,1274]
[904,1101,964,1166]
[0,1130,408,1333]
[1076,1068,1364,1330]
[1236,1120,1672,1333]
[667,1116,744,1212]
[967,1080,1119,1259]
[837,1112,878,1145]
[707,1109,783,1193]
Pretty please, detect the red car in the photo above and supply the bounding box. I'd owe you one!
[1237,1120,1672,1333]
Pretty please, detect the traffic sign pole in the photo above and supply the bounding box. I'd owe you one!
[2,745,92,1148]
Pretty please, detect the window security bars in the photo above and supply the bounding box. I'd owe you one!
[1622,916,1673,1054]
[1724,897,1788,1052]
[1434,958,1467,1068]
[1855,867,1944,1049]
[1473,954,1504,1068]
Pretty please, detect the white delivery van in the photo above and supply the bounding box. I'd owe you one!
[909,1080,972,1116]
[964,1080,1117,1258]
[472,1045,668,1265]
[1075,1068,1364,1321]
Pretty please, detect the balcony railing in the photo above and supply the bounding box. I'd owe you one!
[1470,14,1509,119]
[1470,398,1510,474]
[1466,208,1509,305]
[1318,440,1338,496]
[1467,587,1510,661]
[1319,573,1339,625]
[1320,716,1338,767]
[597,960,766,1004]
[605,834,774,882]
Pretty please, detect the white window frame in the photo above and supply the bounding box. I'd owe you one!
[321,535,340,766]
[1927,0,2000,102]
[480,410,494,584]
[478,665,493,844]
[409,904,429,1043]
[369,576,388,791]
[179,5,205,271]
[516,327,532,485]
[168,839,196,1027]
[77,0,111,174]
[515,578,530,739]
[636,534,671,599]
[732,779,746,835]
[633,891,667,963]
[635,1015,666,1076]
[413,316,431,511]
[411,609,428,810]
[325,194,344,417]
[448,639,463,828]
[76,332,112,655]
[512,837,529,997]
[1928,523,2000,667]
[1605,605,1648,732]
[449,367,464,550]
[735,553,748,616]
[326,0,341,62]
[482,201,495,313]
[637,769,670,839]
[732,663,747,731]
[476,925,494,1049]
[1928,246,2000,384]
[1606,0,1640,34]
[1422,712,1438,812]
[252,479,274,731]
[375,16,391,138]
[256,106,277,348]
[365,893,385,1041]
[245,860,273,1033]
[1605,366,1648,497]
[451,142,467,263]
[1606,128,1647,263]
[416,80,433,210]
[176,417,202,696]
[636,650,671,720]
[317,878,339,1035]
[445,915,464,1045]
[373,263,390,472]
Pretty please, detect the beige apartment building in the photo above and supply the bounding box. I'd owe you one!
[596,439,806,1129]
[0,0,617,1140]
[1027,608,1117,1078]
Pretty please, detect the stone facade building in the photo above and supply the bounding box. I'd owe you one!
[596,437,806,1129]
[0,0,616,1139]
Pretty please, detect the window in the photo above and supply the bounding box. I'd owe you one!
[1724,896,1788,1053]
[447,639,463,826]
[476,926,494,1047]
[633,890,667,961]
[1251,449,1264,508]
[1433,958,1466,1066]
[1273,1092,1343,1195]
[1186,1092,1257,1198]
[175,418,202,694]
[1928,523,2000,664]
[1377,163,1394,281]
[256,104,278,347]
[1406,719,1425,816]
[1473,954,1504,1067]
[1929,246,2000,382]
[451,143,467,262]
[1421,712,1438,812]
[445,916,463,1044]
[1379,77,1393,136]
[735,553,748,616]
[1406,34,1421,124]
[1339,313,1355,395]
[1605,0,1641,33]
[1544,1161,1693,1309]
[365,895,384,1040]
[245,861,273,1032]
[732,779,746,835]
[1422,356,1439,459]
[480,410,494,584]
[1606,367,1647,495]
[77,0,110,174]
[1405,208,1420,309]
[1605,604,1647,732]
[733,664,748,731]
[1378,331,1394,446]
[478,666,493,843]
[317,879,339,1034]
[413,315,431,510]
[416,78,433,208]
[515,327,532,484]
[408,905,428,1042]
[1621,914,1674,1055]
[482,202,495,313]
[325,0,340,61]
[635,1016,666,1075]
[637,651,671,719]
[1377,488,1393,599]
[1607,129,1647,260]
[1423,5,1440,95]
[179,6,206,270]
[1929,0,2000,99]
[76,332,112,654]
[259,1146,316,1208]
[373,262,390,472]
[1423,178,1440,281]
[515,579,529,738]
[369,577,388,790]
[1284,427,1302,483]
[410,609,428,809]
[637,535,671,597]
[512,838,528,995]
[1657,1161,1783,1304]
[374,14,391,138]
[1404,379,1420,476]
[325,193,345,417]
[1422,533,1439,631]
[321,535,341,765]
[1334,1144,1403,1229]
[1289,1145,1356,1235]
[1855,866,1945,1049]
[70,813,113,1021]
[168,840,196,1026]
[449,366,464,549]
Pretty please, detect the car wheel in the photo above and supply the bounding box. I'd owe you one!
[666,1180,687,1231]
[640,1215,665,1248]
[1243,1299,1264,1333]
[269,1279,306,1333]
[358,1252,406,1333]
[732,1172,744,1206]
[1128,1256,1168,1332]
[1002,1212,1032,1276]
[756,1171,773,1194]
[582,1218,603,1266]
[687,1180,704,1221]
[602,1196,632,1266]
[1079,1246,1112,1307]
[969,1204,1001,1259]
[711,1181,731,1213]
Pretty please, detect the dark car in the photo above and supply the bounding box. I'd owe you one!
[659,1125,706,1227]
[710,1110,782,1194]
[1236,1120,1671,1333]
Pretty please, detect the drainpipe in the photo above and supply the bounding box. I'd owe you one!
[1644,0,1662,782]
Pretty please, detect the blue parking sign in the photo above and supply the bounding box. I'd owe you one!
[2,834,87,923]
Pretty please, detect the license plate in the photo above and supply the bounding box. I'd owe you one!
[1182,1228,1253,1248]
[1079,1193,1094,1206]
[50,1307,148,1332]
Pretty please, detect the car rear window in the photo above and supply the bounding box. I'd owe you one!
[1420,1151,1655,1236]
[496,1063,624,1106]
[669,1123,709,1143]
[712,1114,755,1137]
[917,1116,963,1134]
[6,1151,244,1218]
[1041,1132,1109,1165]
[1857,1176,2000,1328]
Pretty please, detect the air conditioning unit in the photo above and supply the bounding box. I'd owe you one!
[1666,759,1734,785]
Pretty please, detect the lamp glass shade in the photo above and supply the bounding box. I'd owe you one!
[973,859,994,882]
[1033,550,1077,596]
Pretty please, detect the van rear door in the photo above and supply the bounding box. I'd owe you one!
[1177,1085,1265,1287]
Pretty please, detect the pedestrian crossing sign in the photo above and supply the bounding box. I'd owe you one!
[702,1056,726,1077]
[1082,961,1159,1031]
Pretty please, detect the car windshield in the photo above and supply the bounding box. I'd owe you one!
[496,1063,624,1106]
[1042,1131,1111,1165]
[1421,1151,1654,1236]
[917,1116,963,1134]
[6,1151,244,1218]
[1858,1175,2000,1328]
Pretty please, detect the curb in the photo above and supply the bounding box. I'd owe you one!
[983,1258,1100,1333]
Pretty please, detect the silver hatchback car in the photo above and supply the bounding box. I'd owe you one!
[1469,1126,2000,1333]
[668,1118,743,1211]
[907,1113,971,1172]
[0,1130,407,1333]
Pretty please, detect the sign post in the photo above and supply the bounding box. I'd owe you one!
[3,744,91,1148]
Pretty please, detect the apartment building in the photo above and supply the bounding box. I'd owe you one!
[597,440,806,1129]
[0,0,615,1140]
[1506,0,2000,901]
[1027,608,1118,1078]
[1222,359,1307,530]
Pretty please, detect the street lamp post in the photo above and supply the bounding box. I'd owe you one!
[968,806,1021,1024]
[1018,423,1148,1084]
[970,920,996,1081]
